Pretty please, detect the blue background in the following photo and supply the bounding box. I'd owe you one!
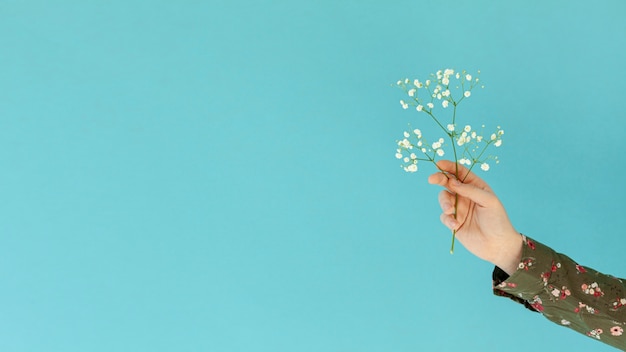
[1,1,624,351]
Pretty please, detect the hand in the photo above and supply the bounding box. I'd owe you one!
[428,160,523,275]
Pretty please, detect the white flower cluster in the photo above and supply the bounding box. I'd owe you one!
[396,68,481,113]
[394,68,503,178]
[395,129,445,173]
[454,124,504,172]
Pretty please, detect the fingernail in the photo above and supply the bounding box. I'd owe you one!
[451,178,461,186]
[448,219,458,228]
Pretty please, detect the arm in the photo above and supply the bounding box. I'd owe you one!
[428,161,626,349]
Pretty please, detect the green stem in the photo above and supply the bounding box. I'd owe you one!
[450,104,460,254]
[425,111,449,135]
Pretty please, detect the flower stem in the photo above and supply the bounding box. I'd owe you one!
[449,104,460,254]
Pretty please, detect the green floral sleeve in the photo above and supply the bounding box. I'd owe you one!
[492,235,626,350]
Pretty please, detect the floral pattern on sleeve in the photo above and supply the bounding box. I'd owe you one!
[492,235,626,350]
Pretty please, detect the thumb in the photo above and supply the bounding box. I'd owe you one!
[449,177,496,207]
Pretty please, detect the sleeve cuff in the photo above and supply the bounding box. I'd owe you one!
[492,235,557,312]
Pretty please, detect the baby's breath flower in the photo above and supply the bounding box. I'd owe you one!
[464,125,471,132]
[408,89,416,97]
[427,103,434,109]
[403,131,410,138]
[494,140,502,147]
[416,105,423,112]
[464,91,471,98]
[413,128,421,137]
[400,100,408,109]
[491,133,496,141]
[442,77,450,85]
[442,100,449,108]
[405,164,418,173]
[436,149,444,156]
[444,68,454,76]
[447,124,455,131]
[481,163,490,171]
[465,74,472,81]
[399,139,411,148]
[395,153,403,159]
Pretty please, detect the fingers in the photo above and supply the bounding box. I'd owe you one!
[427,171,449,187]
[440,212,459,230]
[438,190,455,215]
[433,160,488,188]
[428,160,497,208]
[448,177,495,207]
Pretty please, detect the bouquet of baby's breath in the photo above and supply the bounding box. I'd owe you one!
[394,69,504,253]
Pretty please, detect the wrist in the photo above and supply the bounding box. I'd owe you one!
[492,232,523,276]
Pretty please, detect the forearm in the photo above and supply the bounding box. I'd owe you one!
[493,236,626,349]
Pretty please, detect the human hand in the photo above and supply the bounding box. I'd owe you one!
[428,160,522,275]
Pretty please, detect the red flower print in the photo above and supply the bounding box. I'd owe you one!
[582,282,604,297]
[587,328,603,339]
[529,296,544,312]
[611,326,623,336]
[576,264,587,274]
[531,302,544,312]
[526,239,536,250]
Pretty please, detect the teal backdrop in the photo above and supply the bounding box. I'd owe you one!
[1,1,624,351]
